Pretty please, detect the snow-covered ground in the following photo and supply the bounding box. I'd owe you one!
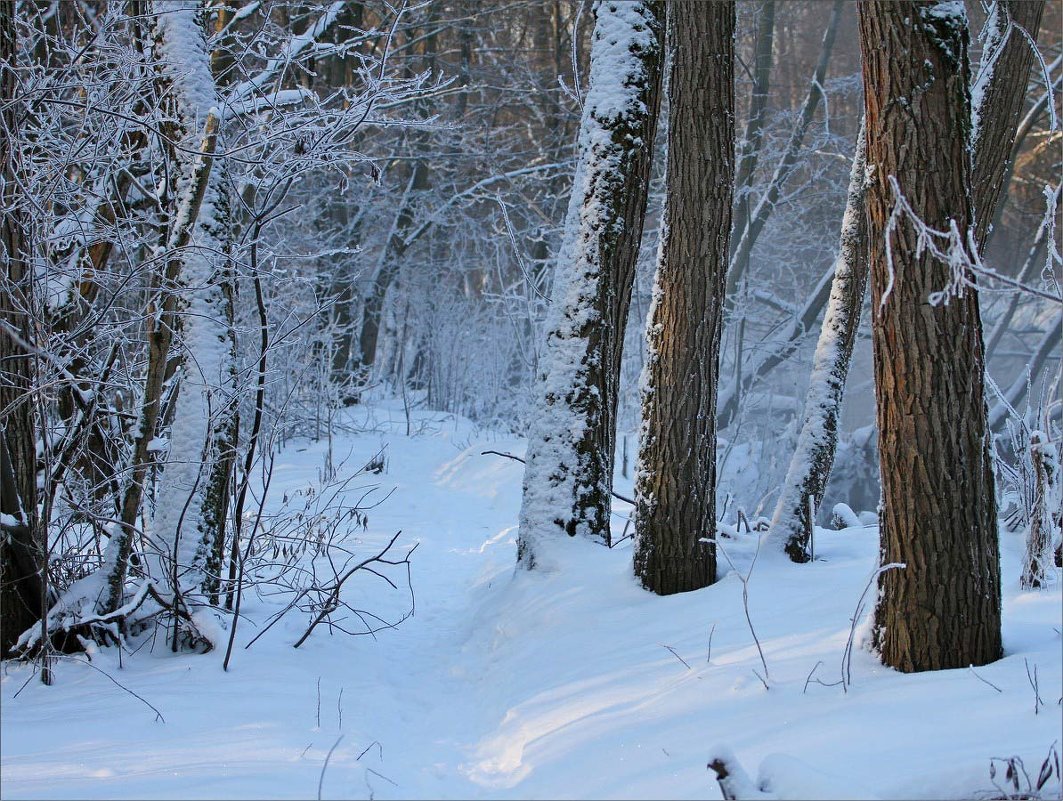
[3,404,1061,800]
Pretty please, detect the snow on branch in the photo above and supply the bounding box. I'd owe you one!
[228,1,347,103]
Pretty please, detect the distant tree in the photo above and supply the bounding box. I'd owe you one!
[970,0,1047,251]
[859,0,1001,672]
[768,119,868,562]
[518,0,664,568]
[0,0,46,657]
[633,0,735,595]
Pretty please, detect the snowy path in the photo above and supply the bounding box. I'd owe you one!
[3,406,1062,800]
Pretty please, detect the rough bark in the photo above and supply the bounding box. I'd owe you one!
[633,0,734,595]
[0,0,47,657]
[769,119,869,563]
[860,0,1001,672]
[518,0,664,568]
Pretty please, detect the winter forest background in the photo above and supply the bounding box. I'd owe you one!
[1,1,1061,799]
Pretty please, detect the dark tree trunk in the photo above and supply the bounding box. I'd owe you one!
[0,0,47,657]
[860,0,1001,672]
[355,159,427,375]
[633,0,735,595]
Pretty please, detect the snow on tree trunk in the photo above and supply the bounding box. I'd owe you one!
[146,0,238,613]
[633,0,735,595]
[767,119,868,563]
[1021,432,1058,590]
[517,0,663,570]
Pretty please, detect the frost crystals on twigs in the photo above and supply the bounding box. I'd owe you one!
[883,176,1063,309]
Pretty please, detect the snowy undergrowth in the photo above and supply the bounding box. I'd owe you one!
[2,401,1061,800]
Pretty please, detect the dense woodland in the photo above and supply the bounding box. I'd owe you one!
[0,1,1061,798]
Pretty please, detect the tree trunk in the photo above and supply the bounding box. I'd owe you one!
[769,119,869,563]
[860,0,1001,672]
[517,0,664,568]
[970,0,1046,251]
[731,0,775,249]
[146,2,238,619]
[355,159,428,376]
[633,0,735,595]
[1020,432,1055,590]
[0,0,47,657]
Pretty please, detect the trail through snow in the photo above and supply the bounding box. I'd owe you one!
[2,404,1061,800]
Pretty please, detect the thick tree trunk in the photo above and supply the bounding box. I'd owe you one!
[0,0,47,657]
[633,0,734,595]
[769,119,869,563]
[517,0,664,568]
[860,0,1001,672]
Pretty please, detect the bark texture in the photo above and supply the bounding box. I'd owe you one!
[769,119,869,563]
[517,0,664,568]
[0,0,46,656]
[860,0,1002,672]
[633,0,734,595]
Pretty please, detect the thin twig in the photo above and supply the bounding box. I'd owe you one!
[480,450,635,505]
[969,664,1003,693]
[661,644,692,671]
[49,654,165,722]
[317,735,344,801]
[707,534,771,686]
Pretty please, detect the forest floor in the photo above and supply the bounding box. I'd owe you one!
[2,402,1061,800]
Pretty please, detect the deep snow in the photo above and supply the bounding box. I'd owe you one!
[2,403,1061,800]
